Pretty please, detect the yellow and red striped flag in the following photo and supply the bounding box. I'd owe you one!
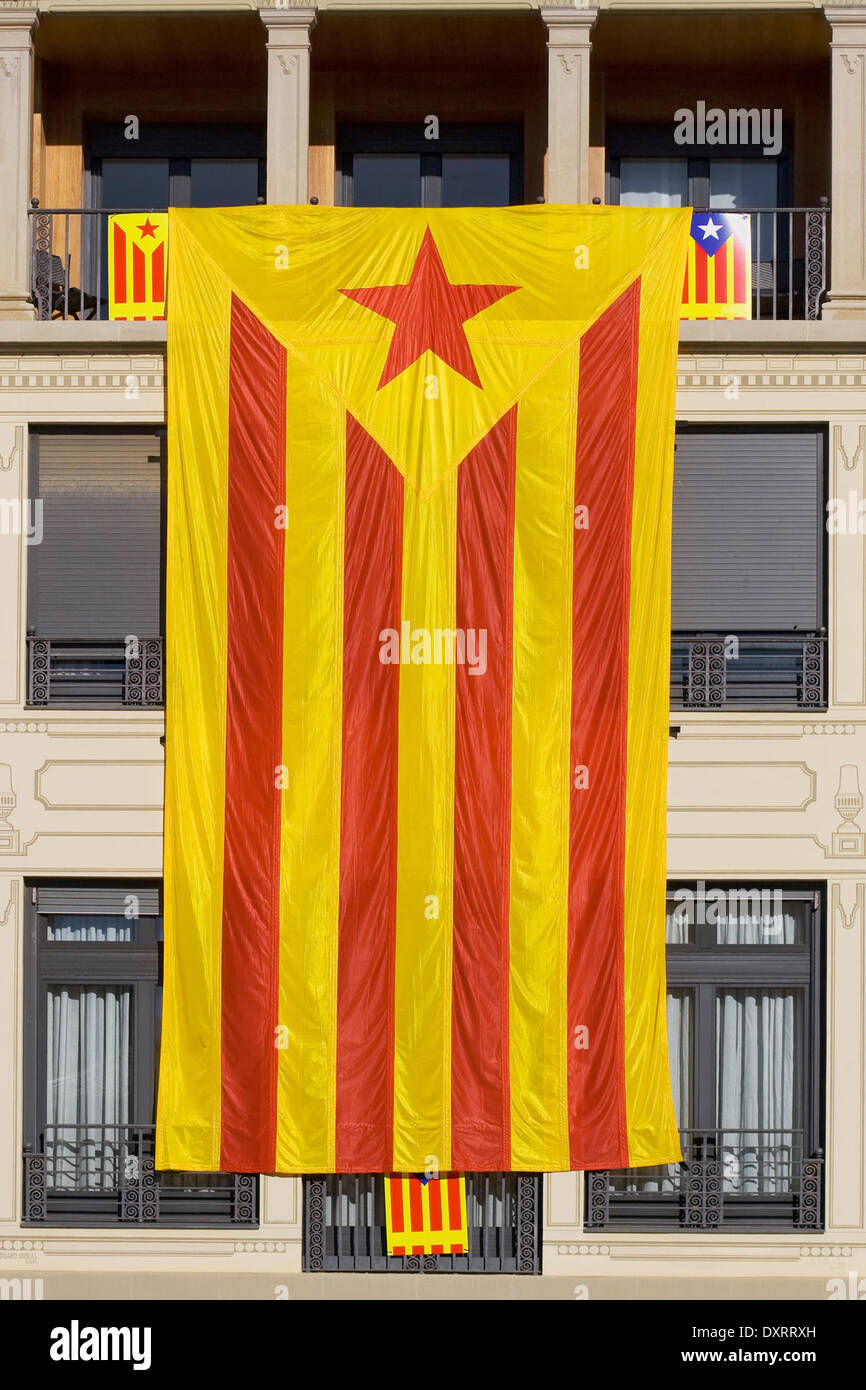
[156,204,690,1175]
[385,1175,468,1256]
[108,212,168,321]
[681,211,752,320]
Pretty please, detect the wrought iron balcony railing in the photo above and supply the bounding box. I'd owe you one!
[27,637,164,708]
[304,1172,541,1273]
[689,204,829,322]
[29,201,829,322]
[23,1125,257,1227]
[671,632,825,710]
[586,1129,823,1231]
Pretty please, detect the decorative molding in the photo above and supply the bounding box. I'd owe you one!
[0,55,18,78]
[668,760,817,813]
[831,880,865,931]
[842,53,866,75]
[0,422,22,472]
[33,759,163,812]
[835,422,866,472]
[0,764,18,855]
[277,53,299,75]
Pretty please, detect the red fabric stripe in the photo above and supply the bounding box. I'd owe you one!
[220,295,286,1171]
[334,415,403,1171]
[451,408,517,1171]
[733,231,747,305]
[132,241,146,304]
[409,1178,424,1235]
[113,224,127,303]
[567,280,641,1169]
[389,1177,404,1238]
[447,1176,462,1232]
[693,244,707,304]
[713,240,728,305]
[428,1179,443,1232]
[152,241,165,302]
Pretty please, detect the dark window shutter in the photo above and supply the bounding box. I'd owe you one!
[30,432,163,639]
[34,885,160,915]
[671,430,823,632]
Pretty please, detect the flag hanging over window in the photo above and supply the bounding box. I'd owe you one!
[108,213,168,321]
[680,211,752,320]
[385,1174,468,1256]
[156,204,690,1176]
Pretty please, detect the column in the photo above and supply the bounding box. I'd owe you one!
[542,6,598,205]
[260,6,317,206]
[823,7,866,318]
[0,9,38,320]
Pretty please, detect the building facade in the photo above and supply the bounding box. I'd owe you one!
[0,0,865,1298]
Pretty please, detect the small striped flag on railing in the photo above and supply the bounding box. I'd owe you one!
[681,211,751,320]
[108,213,168,321]
[385,1174,468,1256]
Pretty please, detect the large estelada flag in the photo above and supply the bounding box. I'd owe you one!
[156,204,690,1176]
[681,211,752,320]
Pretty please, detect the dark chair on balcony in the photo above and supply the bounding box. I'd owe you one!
[30,248,104,321]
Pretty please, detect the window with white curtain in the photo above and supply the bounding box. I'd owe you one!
[596,884,822,1230]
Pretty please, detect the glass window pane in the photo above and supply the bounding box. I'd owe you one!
[189,158,259,208]
[709,159,778,210]
[609,989,690,1195]
[714,895,809,945]
[716,987,802,1194]
[353,155,421,207]
[666,891,694,943]
[46,914,133,943]
[100,160,170,209]
[619,158,688,207]
[45,984,131,1190]
[441,154,512,207]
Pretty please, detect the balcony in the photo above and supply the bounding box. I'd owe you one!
[29,202,830,325]
[303,1172,541,1273]
[586,1129,823,1232]
[671,633,826,711]
[27,638,164,709]
[23,1125,257,1227]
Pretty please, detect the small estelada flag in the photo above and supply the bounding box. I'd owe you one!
[681,211,751,320]
[385,1174,468,1256]
[108,213,168,321]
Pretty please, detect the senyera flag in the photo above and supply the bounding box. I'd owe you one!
[108,213,168,321]
[385,1174,468,1256]
[156,204,690,1176]
[681,210,752,320]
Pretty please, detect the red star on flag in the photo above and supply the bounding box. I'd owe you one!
[340,227,518,389]
[137,217,159,240]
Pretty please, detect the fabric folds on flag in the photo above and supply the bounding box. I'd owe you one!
[156,204,691,1175]
[385,1175,468,1256]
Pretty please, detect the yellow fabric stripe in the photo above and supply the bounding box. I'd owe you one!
[392,469,457,1172]
[623,219,690,1166]
[156,216,229,1171]
[509,349,577,1171]
[275,379,345,1171]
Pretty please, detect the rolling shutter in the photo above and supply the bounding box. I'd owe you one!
[30,432,163,639]
[34,885,161,915]
[672,429,823,632]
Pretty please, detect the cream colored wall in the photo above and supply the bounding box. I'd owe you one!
[1,349,865,1295]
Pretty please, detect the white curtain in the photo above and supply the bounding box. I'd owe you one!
[716,988,798,1194]
[47,914,131,942]
[619,991,690,1194]
[715,911,796,945]
[46,985,130,1189]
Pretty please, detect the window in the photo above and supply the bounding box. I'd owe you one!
[27,429,165,708]
[671,427,826,710]
[87,122,265,210]
[303,1174,541,1273]
[338,123,523,207]
[23,883,256,1227]
[587,884,824,1232]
